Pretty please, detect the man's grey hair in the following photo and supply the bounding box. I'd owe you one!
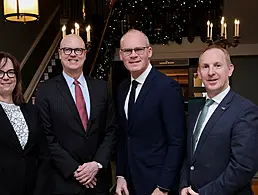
[120,29,150,47]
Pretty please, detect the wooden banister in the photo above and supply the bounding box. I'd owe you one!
[24,31,61,102]
[20,5,60,69]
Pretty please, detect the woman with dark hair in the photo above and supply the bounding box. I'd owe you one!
[0,51,51,195]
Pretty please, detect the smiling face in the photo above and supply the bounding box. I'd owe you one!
[198,48,234,98]
[59,34,86,78]
[119,30,152,79]
[0,58,17,100]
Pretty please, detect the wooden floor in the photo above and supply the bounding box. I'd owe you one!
[253,179,258,194]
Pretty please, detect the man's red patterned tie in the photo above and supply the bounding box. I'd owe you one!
[74,80,88,130]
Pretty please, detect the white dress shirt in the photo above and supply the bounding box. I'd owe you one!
[193,86,230,149]
[63,71,91,118]
[124,64,152,118]
[117,64,152,179]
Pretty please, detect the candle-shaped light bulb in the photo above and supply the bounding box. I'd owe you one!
[61,25,66,38]
[234,19,237,36]
[86,25,91,42]
[221,16,225,36]
[224,23,227,39]
[207,20,210,38]
[237,20,240,37]
[210,23,213,40]
[86,25,91,32]
[71,29,74,34]
[75,23,80,35]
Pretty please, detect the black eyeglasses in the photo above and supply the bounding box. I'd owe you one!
[60,47,86,55]
[0,69,16,79]
[120,46,149,56]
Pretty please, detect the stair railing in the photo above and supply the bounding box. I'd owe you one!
[24,31,61,102]
[20,5,60,69]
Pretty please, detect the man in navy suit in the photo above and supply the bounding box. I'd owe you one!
[115,29,186,195]
[180,44,258,195]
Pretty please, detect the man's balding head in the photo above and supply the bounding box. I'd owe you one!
[120,29,150,48]
[60,34,85,49]
[59,34,86,79]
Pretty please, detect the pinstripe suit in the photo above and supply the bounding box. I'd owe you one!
[36,74,117,195]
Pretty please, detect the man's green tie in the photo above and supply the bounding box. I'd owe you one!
[193,99,214,154]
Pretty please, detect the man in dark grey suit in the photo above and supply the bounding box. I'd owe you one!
[180,44,258,195]
[36,34,116,195]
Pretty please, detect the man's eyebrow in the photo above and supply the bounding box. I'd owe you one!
[201,61,220,66]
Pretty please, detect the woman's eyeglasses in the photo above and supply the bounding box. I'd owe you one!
[0,69,16,79]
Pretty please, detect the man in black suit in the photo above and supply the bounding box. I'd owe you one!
[115,29,186,195]
[180,44,258,195]
[36,34,117,195]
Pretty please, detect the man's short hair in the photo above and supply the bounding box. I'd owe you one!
[120,29,150,47]
[199,44,232,66]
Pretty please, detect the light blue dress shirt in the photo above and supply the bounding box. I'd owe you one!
[62,71,91,118]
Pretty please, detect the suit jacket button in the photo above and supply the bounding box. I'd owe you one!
[190,166,194,171]
[128,136,131,140]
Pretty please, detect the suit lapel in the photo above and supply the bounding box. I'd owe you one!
[192,90,235,163]
[120,78,131,128]
[188,98,205,160]
[21,105,36,154]
[0,105,23,153]
[56,75,85,134]
[84,77,101,133]
[128,68,156,130]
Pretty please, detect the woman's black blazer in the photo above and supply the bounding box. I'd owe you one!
[0,103,51,195]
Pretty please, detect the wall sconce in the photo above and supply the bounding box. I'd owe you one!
[206,16,240,48]
[4,0,39,22]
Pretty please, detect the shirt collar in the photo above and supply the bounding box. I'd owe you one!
[207,86,230,104]
[130,64,152,84]
[62,71,85,88]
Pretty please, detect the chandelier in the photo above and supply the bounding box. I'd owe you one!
[206,16,240,48]
[3,0,39,22]
[60,0,91,47]
[61,23,91,44]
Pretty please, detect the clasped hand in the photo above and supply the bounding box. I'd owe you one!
[74,161,99,188]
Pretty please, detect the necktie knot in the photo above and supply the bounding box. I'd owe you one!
[205,99,214,107]
[74,79,80,85]
[131,80,138,90]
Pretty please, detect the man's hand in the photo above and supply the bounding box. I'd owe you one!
[84,177,97,188]
[74,161,99,188]
[187,187,199,195]
[116,177,129,195]
[180,187,189,195]
[151,188,168,195]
